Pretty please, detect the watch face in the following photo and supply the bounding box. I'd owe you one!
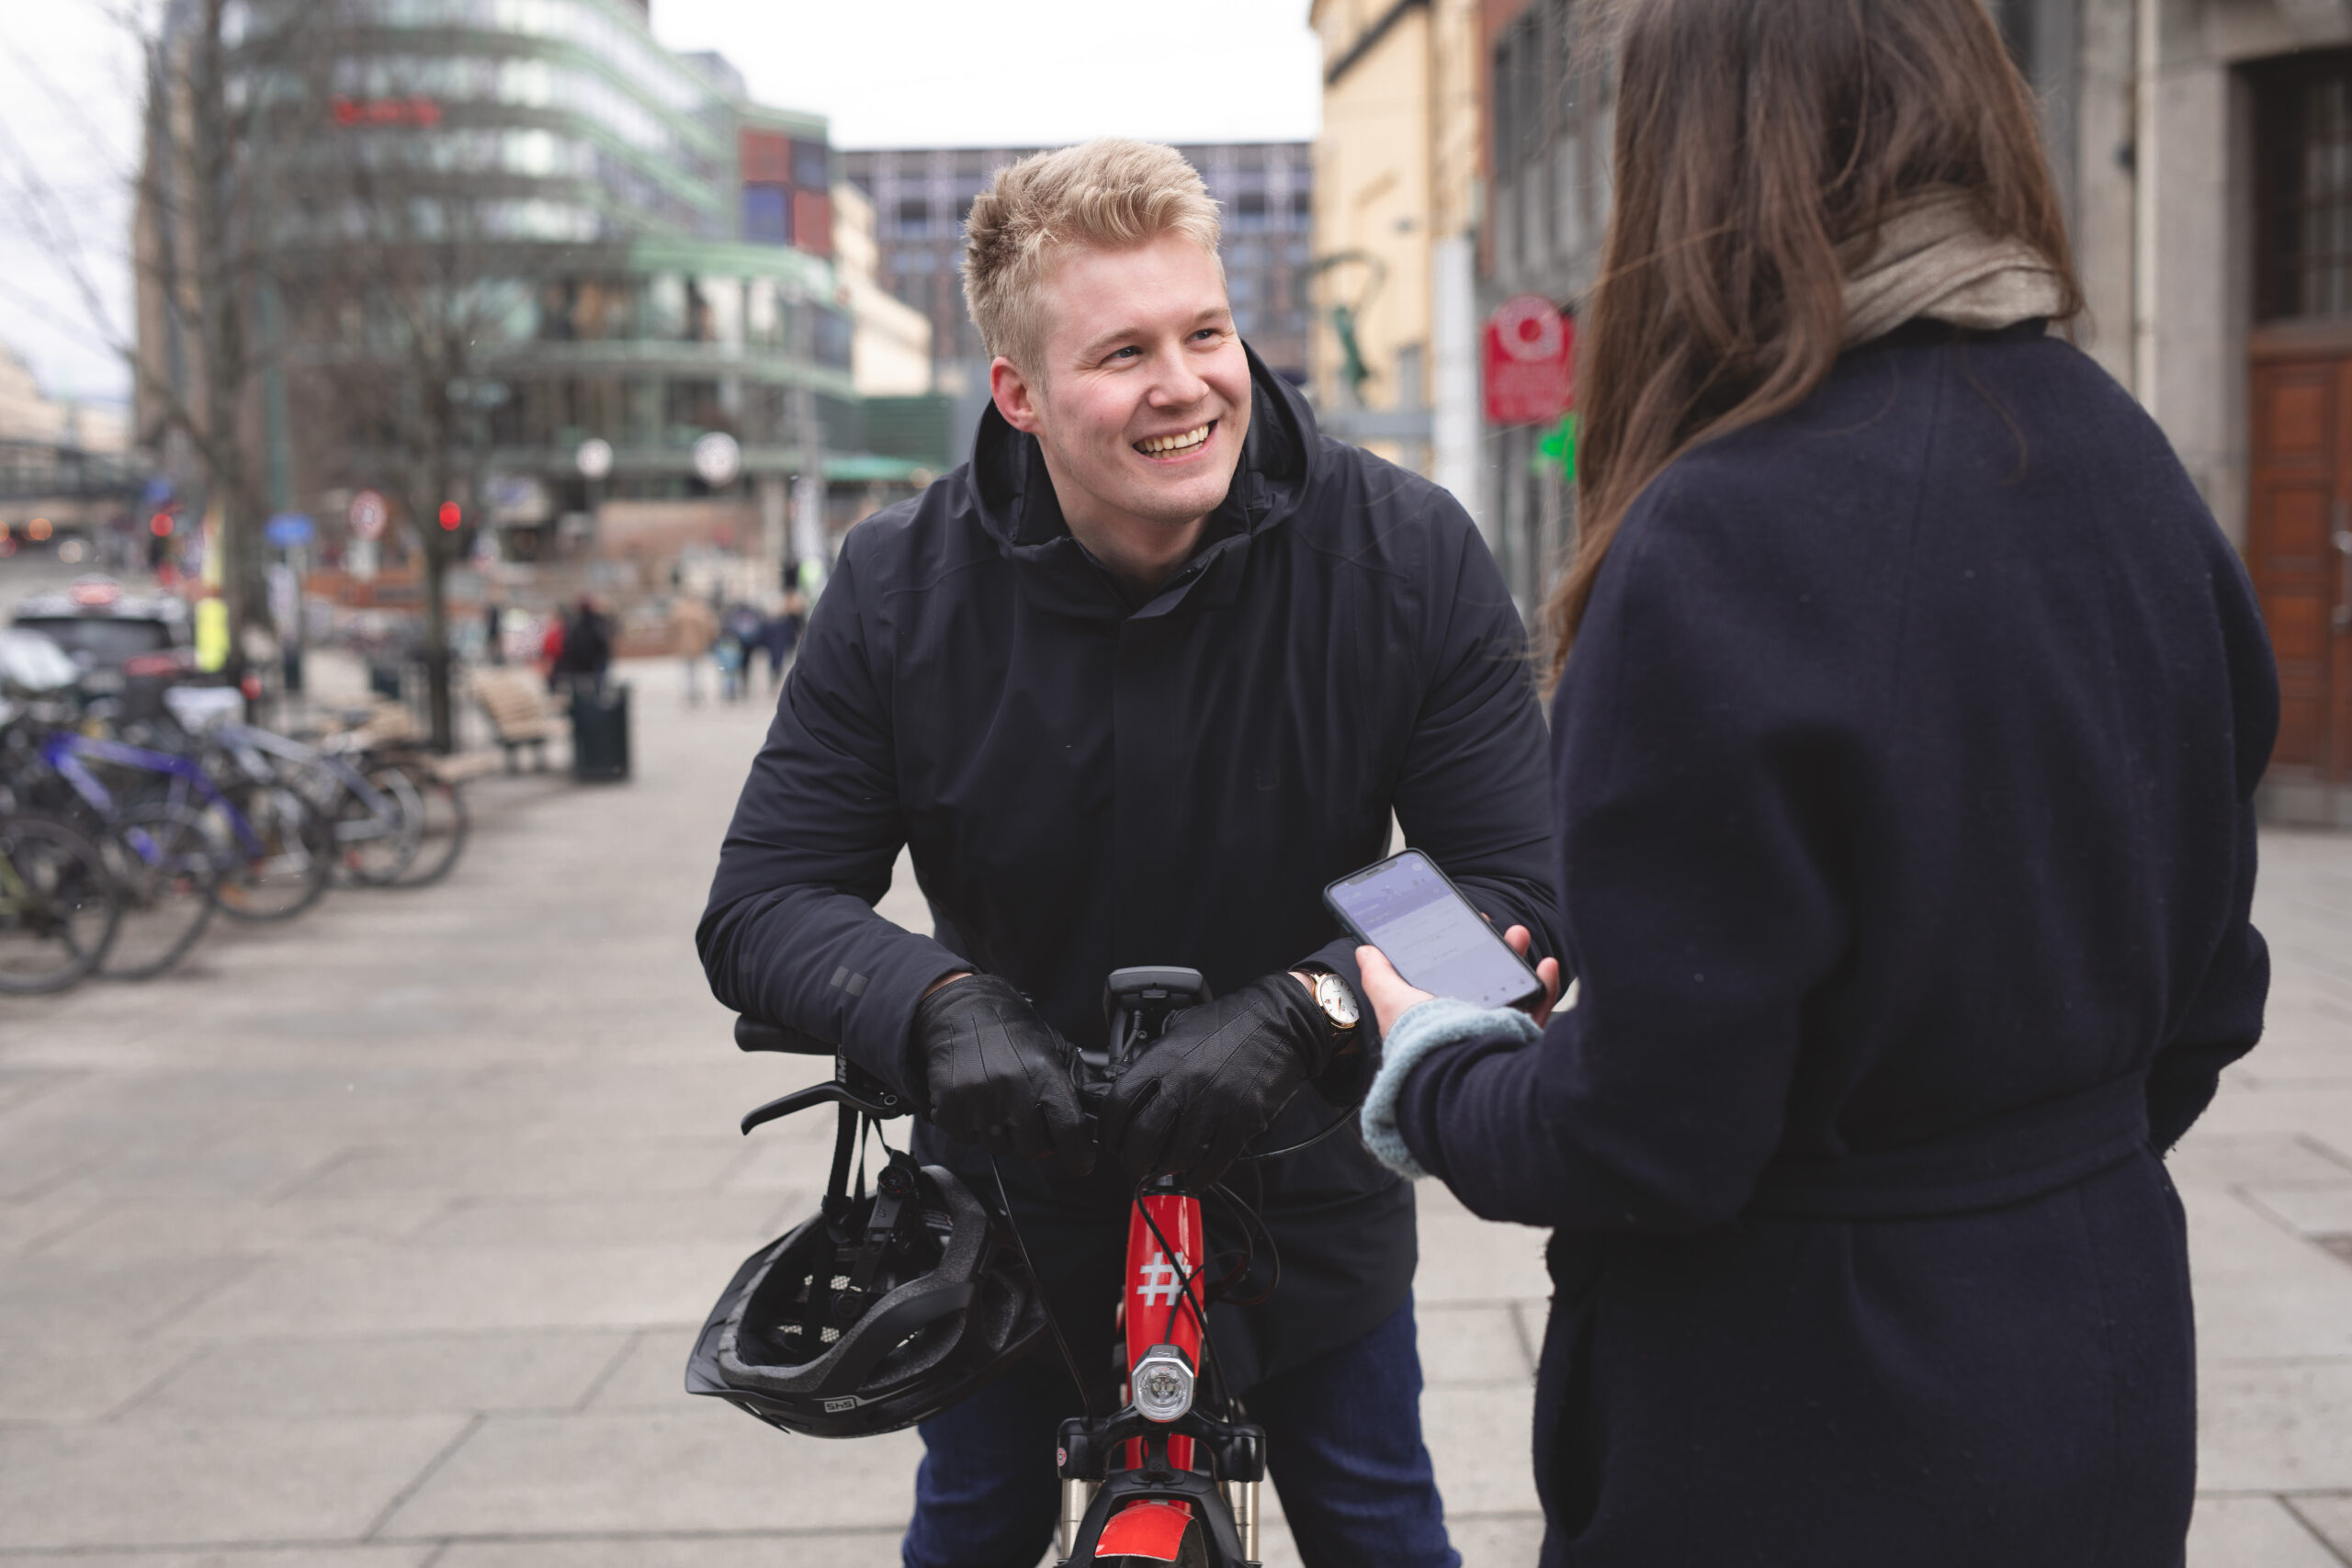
[1317,973,1361,1028]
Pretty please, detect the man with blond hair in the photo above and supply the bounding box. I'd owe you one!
[702,140,1558,1567]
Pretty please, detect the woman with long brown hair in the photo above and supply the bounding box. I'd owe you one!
[1353,0,2278,1561]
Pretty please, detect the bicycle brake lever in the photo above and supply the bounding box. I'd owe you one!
[740,1078,905,1134]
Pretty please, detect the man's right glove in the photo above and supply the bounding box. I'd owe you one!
[911,974,1093,1175]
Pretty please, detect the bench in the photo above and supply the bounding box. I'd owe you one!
[468,667,560,773]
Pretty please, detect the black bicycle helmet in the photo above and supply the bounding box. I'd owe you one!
[686,1146,1046,1438]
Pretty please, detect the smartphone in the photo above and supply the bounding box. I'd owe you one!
[1323,850,1547,1013]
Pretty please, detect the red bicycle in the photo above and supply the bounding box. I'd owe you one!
[1053,965,1266,1566]
[708,968,1271,1567]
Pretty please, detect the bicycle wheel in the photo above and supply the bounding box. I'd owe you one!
[0,814,120,994]
[210,782,334,921]
[97,804,220,980]
[334,762,424,886]
[384,760,469,888]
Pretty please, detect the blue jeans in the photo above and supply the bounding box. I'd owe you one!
[903,1294,1460,1568]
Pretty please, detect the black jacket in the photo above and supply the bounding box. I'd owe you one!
[1397,321,2277,1565]
[700,350,1562,1389]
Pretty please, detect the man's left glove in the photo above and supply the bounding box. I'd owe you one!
[1100,974,1333,1188]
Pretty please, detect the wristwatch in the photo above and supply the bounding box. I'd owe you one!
[1303,967,1361,1039]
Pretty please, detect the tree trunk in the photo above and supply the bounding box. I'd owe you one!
[423,521,454,753]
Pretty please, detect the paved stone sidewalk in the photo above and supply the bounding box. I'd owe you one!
[0,653,2346,1565]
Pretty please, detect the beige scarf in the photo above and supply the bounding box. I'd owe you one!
[1839,189,2064,347]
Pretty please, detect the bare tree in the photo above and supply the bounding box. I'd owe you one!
[273,8,580,750]
[1,0,322,658]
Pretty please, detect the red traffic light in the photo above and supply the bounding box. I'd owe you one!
[149,513,174,537]
[437,502,462,531]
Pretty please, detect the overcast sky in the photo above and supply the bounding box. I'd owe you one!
[0,1,1321,407]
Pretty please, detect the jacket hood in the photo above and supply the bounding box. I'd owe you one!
[963,344,1321,622]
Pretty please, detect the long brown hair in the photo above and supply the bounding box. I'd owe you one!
[1544,0,2084,682]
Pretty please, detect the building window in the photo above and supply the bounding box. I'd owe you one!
[1234,191,1270,232]
[741,130,789,185]
[742,184,789,245]
[792,139,831,190]
[1290,190,1312,230]
[2257,51,2352,320]
[897,197,933,238]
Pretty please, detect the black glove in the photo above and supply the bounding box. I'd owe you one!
[1100,973,1332,1188]
[911,974,1093,1175]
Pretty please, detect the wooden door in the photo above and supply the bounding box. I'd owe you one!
[2247,357,2352,784]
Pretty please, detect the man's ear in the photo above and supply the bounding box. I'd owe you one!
[991,355,1043,435]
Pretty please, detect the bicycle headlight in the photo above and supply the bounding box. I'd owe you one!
[1132,1344,1195,1424]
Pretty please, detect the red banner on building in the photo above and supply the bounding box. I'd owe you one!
[1483,296,1574,426]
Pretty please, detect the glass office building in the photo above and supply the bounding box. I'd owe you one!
[842,143,1315,390]
[164,0,866,559]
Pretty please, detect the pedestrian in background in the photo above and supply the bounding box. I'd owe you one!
[481,596,506,665]
[672,592,717,706]
[536,607,565,691]
[1354,2,2278,1563]
[553,595,611,699]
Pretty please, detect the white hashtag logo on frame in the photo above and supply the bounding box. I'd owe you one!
[1136,1250,1182,1307]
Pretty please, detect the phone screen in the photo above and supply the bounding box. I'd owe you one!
[1324,851,1544,1011]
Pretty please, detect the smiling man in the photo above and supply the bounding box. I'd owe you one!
[700,141,1560,1568]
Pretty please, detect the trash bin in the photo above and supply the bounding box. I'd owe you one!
[571,682,632,782]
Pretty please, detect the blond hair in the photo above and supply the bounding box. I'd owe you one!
[962,139,1224,373]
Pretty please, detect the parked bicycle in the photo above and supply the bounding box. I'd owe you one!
[691,968,1278,1567]
[0,811,120,995]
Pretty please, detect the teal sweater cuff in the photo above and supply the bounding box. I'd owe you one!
[1358,997,1541,1179]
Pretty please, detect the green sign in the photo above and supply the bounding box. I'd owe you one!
[1533,412,1577,479]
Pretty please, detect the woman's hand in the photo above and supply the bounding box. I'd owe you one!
[1355,924,1563,1036]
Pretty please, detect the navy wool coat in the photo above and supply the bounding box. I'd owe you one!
[1395,321,2278,1566]
[700,350,1562,1391]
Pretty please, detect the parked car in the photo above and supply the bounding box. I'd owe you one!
[10,577,195,708]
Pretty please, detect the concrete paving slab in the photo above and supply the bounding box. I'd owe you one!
[412,1191,796,1249]
[0,1186,107,1253]
[168,1244,745,1338]
[1423,1383,1543,1517]
[378,1408,926,1538]
[133,1330,633,1418]
[0,1551,431,1568]
[580,1327,700,1412]
[2288,1494,2352,1559]
[2183,1189,2352,1363]
[2240,1181,2352,1238]
[34,1197,452,1258]
[2165,1134,2352,1189]
[0,1337,198,1422]
[435,1538,905,1568]
[0,1416,469,1550]
[2198,1361,2352,1492]
[0,1251,253,1337]
[290,1135,750,1201]
[1448,1513,1549,1565]
[1416,1302,1536,1384]
[2185,1495,2346,1568]
[1412,1210,1551,1303]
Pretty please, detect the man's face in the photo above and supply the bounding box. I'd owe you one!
[993,232,1253,537]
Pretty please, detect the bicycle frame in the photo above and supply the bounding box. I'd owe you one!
[39,731,266,859]
[211,722,405,845]
[1053,970,1266,1567]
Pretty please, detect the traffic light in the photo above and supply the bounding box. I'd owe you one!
[437,502,462,531]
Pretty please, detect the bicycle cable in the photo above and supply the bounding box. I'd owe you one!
[987,1155,1101,1420]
